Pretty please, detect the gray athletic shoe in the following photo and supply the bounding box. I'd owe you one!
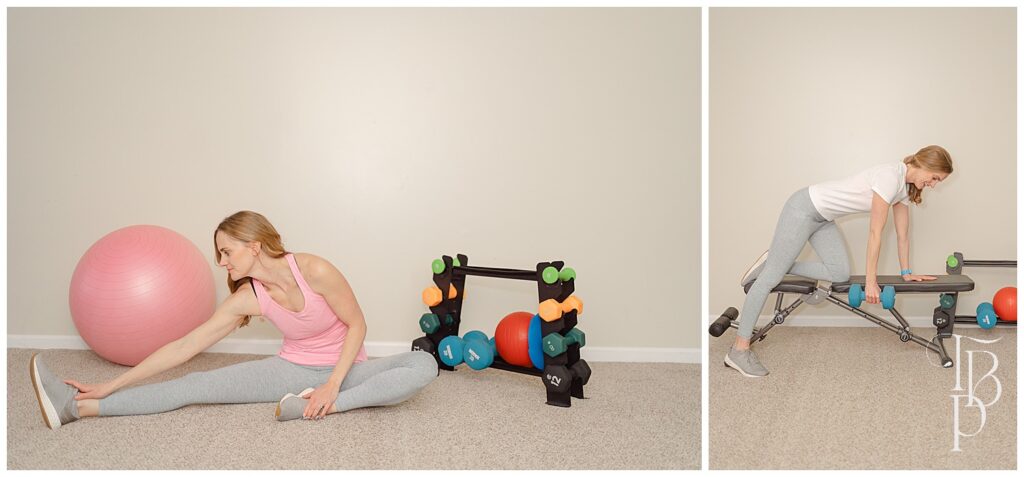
[29,353,80,429]
[275,387,315,421]
[740,250,769,286]
[724,347,769,377]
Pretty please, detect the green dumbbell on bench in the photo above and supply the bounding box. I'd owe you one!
[419,313,455,334]
[848,283,896,309]
[542,328,586,357]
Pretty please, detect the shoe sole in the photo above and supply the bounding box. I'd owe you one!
[724,353,767,378]
[29,354,61,429]
[275,387,315,420]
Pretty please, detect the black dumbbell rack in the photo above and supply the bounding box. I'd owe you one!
[944,251,1017,328]
[410,254,589,408]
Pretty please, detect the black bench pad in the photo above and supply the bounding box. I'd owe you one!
[831,275,975,293]
[743,275,818,295]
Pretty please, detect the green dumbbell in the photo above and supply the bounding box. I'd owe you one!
[542,266,577,285]
[432,257,462,275]
[939,294,956,310]
[419,313,454,334]
[946,254,959,269]
[542,328,586,357]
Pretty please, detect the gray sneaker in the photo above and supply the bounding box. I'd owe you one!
[29,354,80,429]
[724,347,769,377]
[740,250,769,286]
[275,387,315,421]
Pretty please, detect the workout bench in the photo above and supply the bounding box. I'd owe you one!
[709,274,975,368]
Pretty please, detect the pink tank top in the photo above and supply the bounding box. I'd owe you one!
[251,254,368,366]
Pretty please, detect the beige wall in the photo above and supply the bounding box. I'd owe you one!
[711,8,1016,321]
[8,9,702,352]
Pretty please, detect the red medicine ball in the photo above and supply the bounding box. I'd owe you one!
[993,287,1016,322]
[495,311,534,367]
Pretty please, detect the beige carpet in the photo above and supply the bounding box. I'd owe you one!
[8,348,699,470]
[709,326,1017,469]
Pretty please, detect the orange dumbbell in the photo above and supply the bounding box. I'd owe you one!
[538,295,584,322]
[422,284,459,307]
[562,295,584,315]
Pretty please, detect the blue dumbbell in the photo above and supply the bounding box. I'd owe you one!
[976,302,998,329]
[849,284,896,309]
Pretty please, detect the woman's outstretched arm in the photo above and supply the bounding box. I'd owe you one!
[69,288,256,401]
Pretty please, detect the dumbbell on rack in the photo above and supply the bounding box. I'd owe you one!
[542,328,586,357]
[543,360,592,394]
[419,313,455,334]
[438,330,496,370]
[538,295,584,322]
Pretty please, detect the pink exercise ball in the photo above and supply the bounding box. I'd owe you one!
[69,225,216,366]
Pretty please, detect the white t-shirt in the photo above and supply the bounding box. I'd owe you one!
[807,161,910,221]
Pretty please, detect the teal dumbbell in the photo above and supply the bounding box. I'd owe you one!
[848,284,896,309]
[438,335,466,366]
[976,302,998,329]
[542,328,587,357]
[464,335,496,370]
[438,331,495,369]
[419,313,454,334]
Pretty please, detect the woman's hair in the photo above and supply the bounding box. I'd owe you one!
[214,211,288,327]
[903,145,953,205]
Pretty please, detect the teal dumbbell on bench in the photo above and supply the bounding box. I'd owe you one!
[542,328,586,357]
[848,283,896,309]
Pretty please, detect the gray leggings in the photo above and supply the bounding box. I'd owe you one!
[737,188,851,339]
[99,351,438,417]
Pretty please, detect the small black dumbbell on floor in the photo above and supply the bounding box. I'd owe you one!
[543,359,592,393]
[411,337,435,355]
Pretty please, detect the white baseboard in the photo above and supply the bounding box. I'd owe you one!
[6,335,701,364]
